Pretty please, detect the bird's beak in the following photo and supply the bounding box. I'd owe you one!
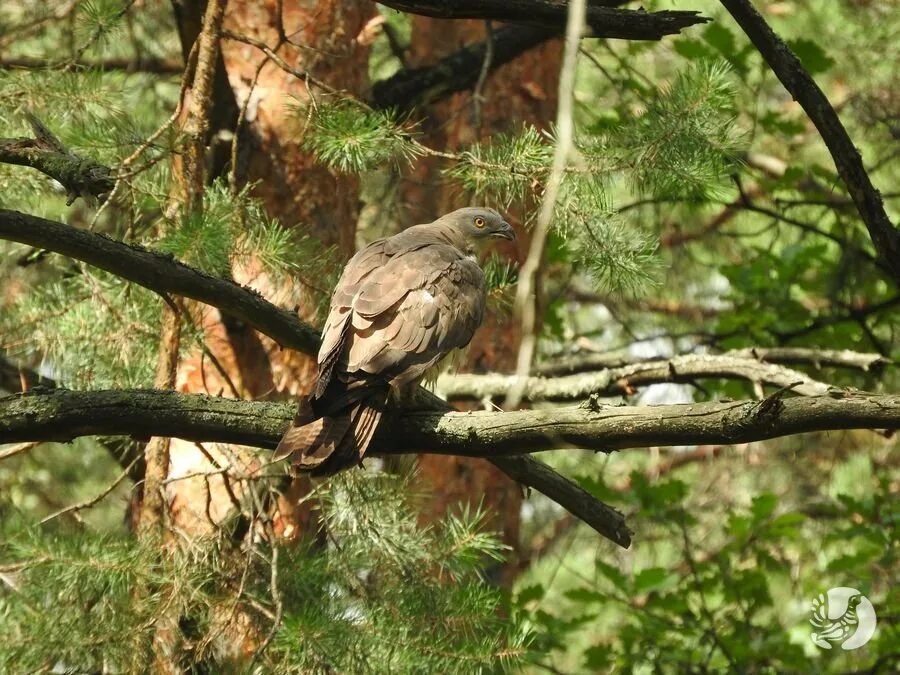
[492,221,516,240]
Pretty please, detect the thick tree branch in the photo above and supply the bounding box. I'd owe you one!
[0,209,322,356]
[437,353,833,402]
[377,1,709,40]
[0,209,626,545]
[371,25,553,112]
[0,113,114,204]
[2,388,896,460]
[720,0,900,282]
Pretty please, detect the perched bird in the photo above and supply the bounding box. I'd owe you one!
[274,207,515,475]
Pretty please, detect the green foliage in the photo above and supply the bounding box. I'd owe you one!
[446,126,554,208]
[76,0,130,52]
[0,472,529,674]
[517,459,899,673]
[301,101,422,173]
[787,38,835,75]
[1,270,161,388]
[614,61,742,201]
[267,473,526,673]
[0,531,166,673]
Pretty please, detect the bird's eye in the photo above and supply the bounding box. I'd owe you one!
[474,217,485,228]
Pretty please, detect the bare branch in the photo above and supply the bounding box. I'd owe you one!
[728,348,891,373]
[491,455,632,548]
[0,209,322,356]
[1,388,896,461]
[0,113,114,204]
[536,347,891,378]
[376,1,710,40]
[438,353,833,402]
[720,0,900,282]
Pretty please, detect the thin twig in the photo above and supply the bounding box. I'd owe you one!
[507,0,586,409]
[40,455,140,524]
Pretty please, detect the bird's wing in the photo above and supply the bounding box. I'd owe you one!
[321,241,485,390]
[315,239,391,398]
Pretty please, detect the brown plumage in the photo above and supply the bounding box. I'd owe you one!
[274,207,515,475]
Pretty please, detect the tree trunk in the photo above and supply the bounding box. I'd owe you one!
[147,0,375,662]
[403,17,563,584]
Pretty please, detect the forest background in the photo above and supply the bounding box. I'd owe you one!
[0,0,897,672]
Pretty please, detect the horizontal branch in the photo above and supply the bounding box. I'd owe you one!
[0,113,114,203]
[371,25,553,112]
[535,347,890,378]
[437,353,833,402]
[727,347,891,373]
[720,0,900,282]
[377,0,709,40]
[2,387,896,458]
[0,56,182,74]
[0,209,322,356]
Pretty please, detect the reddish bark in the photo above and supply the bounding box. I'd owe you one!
[163,0,375,539]
[403,18,563,583]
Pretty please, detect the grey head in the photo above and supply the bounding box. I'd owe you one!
[434,207,515,241]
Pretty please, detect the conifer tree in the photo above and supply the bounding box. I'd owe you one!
[1,1,897,672]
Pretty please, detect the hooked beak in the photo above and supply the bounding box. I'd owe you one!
[492,221,516,240]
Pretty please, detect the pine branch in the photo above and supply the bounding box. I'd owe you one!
[0,209,322,356]
[1,387,897,466]
[436,353,833,402]
[376,1,710,40]
[0,113,114,204]
[720,0,900,283]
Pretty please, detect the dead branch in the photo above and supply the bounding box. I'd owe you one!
[376,1,709,40]
[0,113,114,203]
[436,353,833,402]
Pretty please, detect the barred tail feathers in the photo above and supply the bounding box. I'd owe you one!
[274,386,389,476]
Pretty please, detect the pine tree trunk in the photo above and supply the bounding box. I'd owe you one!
[402,18,563,584]
[148,0,375,664]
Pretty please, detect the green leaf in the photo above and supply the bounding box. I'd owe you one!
[673,38,715,61]
[516,584,545,606]
[703,23,737,59]
[787,38,835,75]
[595,560,627,588]
[633,567,674,594]
[751,493,778,522]
[564,588,606,604]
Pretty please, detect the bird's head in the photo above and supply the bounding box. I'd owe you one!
[441,207,516,241]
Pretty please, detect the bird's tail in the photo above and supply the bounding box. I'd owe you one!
[273,382,390,476]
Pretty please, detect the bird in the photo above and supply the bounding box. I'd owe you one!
[274,207,515,476]
[810,591,863,649]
